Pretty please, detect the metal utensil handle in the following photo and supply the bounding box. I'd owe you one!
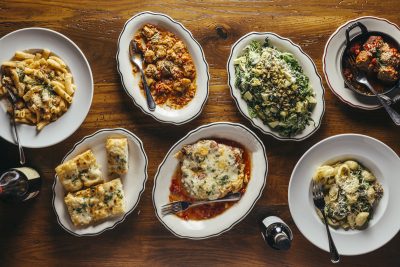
[393,94,400,104]
[365,83,400,125]
[2,78,26,165]
[190,192,242,208]
[321,210,340,263]
[10,108,25,165]
[139,68,156,112]
[6,86,26,165]
[345,22,368,47]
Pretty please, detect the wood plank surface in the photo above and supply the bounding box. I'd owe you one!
[1,0,400,266]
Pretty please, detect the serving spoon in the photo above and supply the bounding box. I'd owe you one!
[129,40,156,112]
[347,56,400,125]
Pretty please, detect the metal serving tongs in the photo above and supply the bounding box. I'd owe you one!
[1,74,25,165]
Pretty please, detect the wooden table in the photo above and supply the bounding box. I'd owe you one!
[1,1,400,266]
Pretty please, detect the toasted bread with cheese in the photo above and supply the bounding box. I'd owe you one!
[64,178,125,226]
[55,150,103,192]
[106,138,128,175]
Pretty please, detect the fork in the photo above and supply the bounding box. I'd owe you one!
[1,75,25,165]
[129,40,156,111]
[161,192,242,217]
[312,181,340,263]
[347,55,400,126]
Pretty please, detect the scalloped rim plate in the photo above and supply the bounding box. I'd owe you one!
[0,27,93,148]
[52,128,148,237]
[152,122,268,239]
[227,32,325,141]
[289,134,400,255]
[116,11,209,124]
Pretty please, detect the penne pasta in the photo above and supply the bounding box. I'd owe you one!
[42,49,50,59]
[47,58,63,70]
[36,120,49,131]
[1,49,76,130]
[14,51,35,60]
[1,61,17,68]
[49,56,66,67]
[50,80,66,90]
[15,117,30,124]
[63,74,74,95]
[53,85,73,103]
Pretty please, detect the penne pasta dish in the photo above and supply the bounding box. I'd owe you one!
[0,49,76,130]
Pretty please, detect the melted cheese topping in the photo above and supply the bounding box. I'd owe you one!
[64,178,125,226]
[106,138,128,175]
[177,140,245,200]
[55,150,103,192]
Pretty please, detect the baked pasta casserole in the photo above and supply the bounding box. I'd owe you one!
[175,140,247,200]
[170,139,250,220]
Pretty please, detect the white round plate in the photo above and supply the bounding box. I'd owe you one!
[153,122,268,239]
[288,134,400,256]
[227,32,325,141]
[323,16,400,110]
[116,11,209,124]
[0,27,93,148]
[53,128,148,236]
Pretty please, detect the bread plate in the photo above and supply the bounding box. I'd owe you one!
[52,128,148,236]
[153,122,268,239]
[227,32,325,141]
[0,27,93,148]
[288,134,400,255]
[116,11,209,124]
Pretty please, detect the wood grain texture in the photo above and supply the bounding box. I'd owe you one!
[1,0,400,266]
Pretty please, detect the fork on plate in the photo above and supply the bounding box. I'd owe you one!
[0,74,25,165]
[161,192,242,217]
[312,181,340,263]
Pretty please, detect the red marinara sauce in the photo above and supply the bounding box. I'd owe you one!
[168,139,251,220]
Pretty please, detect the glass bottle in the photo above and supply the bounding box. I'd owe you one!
[0,167,41,202]
[261,215,293,250]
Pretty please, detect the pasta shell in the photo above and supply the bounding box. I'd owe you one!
[362,170,376,182]
[313,165,335,183]
[328,184,339,201]
[346,192,359,204]
[355,212,370,227]
[344,160,359,170]
[347,213,356,228]
[335,164,350,186]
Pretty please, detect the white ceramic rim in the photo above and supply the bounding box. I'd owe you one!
[322,16,400,110]
[0,27,93,148]
[227,32,325,141]
[288,133,400,255]
[52,128,148,237]
[116,11,210,125]
[152,122,268,239]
